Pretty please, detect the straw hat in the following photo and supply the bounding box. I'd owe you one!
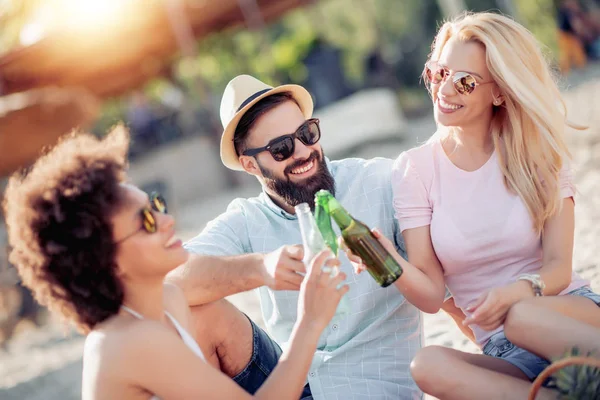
[219,74,313,171]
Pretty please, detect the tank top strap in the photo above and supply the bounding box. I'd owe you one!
[121,305,144,319]
[164,311,206,362]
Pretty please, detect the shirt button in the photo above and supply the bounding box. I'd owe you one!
[332,324,338,331]
[309,372,316,377]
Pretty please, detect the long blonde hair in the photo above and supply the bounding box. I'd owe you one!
[426,12,579,235]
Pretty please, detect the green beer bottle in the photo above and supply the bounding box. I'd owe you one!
[316,190,403,287]
[295,202,349,316]
[314,194,339,256]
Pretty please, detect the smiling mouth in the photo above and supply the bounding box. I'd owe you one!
[290,160,315,175]
[164,235,181,248]
[438,98,464,111]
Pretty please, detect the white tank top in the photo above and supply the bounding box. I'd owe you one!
[120,305,206,400]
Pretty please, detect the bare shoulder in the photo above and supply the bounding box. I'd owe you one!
[163,282,192,327]
[163,282,187,307]
[85,316,172,370]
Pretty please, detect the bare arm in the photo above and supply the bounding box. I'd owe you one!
[393,226,446,313]
[117,321,320,400]
[507,197,575,299]
[539,197,575,294]
[359,227,445,313]
[441,297,476,343]
[120,252,347,400]
[167,245,307,306]
[166,253,267,306]
[463,198,576,330]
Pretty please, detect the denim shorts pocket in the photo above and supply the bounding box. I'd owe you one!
[483,333,515,358]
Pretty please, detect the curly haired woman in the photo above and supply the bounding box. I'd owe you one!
[3,127,348,400]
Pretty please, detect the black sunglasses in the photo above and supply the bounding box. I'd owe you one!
[115,192,168,244]
[242,118,321,162]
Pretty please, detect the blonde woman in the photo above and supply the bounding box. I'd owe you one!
[348,12,600,399]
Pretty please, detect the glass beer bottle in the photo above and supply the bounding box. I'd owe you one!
[295,202,349,316]
[314,195,339,257]
[316,190,403,287]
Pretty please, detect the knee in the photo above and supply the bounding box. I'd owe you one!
[411,345,452,395]
[504,299,536,345]
[190,298,236,322]
[189,299,242,337]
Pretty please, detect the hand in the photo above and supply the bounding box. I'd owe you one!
[297,250,350,331]
[262,245,306,291]
[463,283,529,331]
[338,227,395,275]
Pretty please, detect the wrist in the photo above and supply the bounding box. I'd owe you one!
[509,280,536,302]
[293,318,325,340]
[516,273,545,297]
[252,253,269,286]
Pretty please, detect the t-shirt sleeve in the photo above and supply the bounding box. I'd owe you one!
[184,203,248,256]
[391,151,432,232]
[559,162,576,200]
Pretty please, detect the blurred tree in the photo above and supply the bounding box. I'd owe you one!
[464,0,498,12]
[436,0,467,17]
[515,0,559,60]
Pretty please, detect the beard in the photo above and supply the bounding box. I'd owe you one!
[258,150,335,211]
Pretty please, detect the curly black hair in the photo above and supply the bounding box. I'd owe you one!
[3,126,130,334]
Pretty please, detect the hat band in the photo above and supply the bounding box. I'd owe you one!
[236,88,272,112]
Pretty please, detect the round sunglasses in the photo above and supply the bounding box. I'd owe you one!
[424,61,494,95]
[242,118,321,162]
[115,192,167,244]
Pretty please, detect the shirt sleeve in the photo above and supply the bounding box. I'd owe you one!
[391,151,432,232]
[559,162,576,200]
[184,203,248,256]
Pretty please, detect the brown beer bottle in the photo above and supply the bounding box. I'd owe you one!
[316,190,403,287]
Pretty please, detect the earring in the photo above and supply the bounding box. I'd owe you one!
[494,99,501,106]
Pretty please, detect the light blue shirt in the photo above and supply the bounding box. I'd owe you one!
[185,158,422,399]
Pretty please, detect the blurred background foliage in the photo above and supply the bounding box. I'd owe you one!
[0,0,560,133]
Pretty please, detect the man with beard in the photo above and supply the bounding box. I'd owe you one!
[168,75,422,399]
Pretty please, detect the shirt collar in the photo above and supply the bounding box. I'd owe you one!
[259,157,333,220]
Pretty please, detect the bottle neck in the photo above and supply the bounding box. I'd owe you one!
[328,198,352,230]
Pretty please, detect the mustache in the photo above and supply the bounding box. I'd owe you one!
[284,151,320,175]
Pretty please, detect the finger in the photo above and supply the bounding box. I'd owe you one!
[478,317,504,332]
[352,262,367,275]
[337,236,348,253]
[476,309,508,329]
[471,300,496,322]
[280,270,305,287]
[465,293,488,313]
[347,253,362,265]
[287,259,306,274]
[308,250,330,281]
[337,284,350,296]
[464,302,495,326]
[329,271,348,288]
[321,257,341,275]
[372,228,395,253]
[286,244,305,261]
[464,296,489,325]
[276,280,302,291]
[323,257,341,269]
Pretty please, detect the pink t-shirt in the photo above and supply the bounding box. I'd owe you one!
[391,139,589,346]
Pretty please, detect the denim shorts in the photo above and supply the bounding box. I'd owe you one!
[233,315,312,399]
[482,286,600,380]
